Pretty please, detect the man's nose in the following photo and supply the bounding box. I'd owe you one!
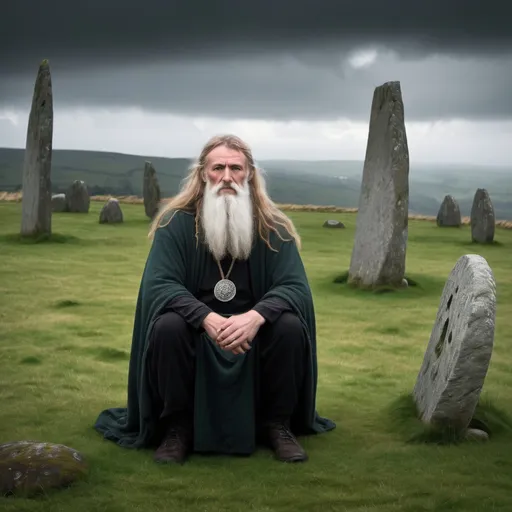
[222,167,233,182]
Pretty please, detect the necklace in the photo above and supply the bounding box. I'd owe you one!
[213,257,237,302]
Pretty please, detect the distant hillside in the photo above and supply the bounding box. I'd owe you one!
[1,147,511,219]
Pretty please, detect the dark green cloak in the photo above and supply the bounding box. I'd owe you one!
[94,210,335,454]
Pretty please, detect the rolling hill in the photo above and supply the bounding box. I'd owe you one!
[1,147,511,219]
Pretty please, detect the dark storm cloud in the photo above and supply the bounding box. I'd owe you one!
[1,0,512,122]
[2,0,511,71]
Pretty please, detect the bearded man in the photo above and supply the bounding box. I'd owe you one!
[94,134,335,464]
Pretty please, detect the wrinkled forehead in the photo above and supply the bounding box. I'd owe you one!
[205,146,247,167]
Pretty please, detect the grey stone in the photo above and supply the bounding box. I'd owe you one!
[465,428,489,442]
[436,195,461,227]
[143,161,161,219]
[65,180,90,213]
[20,60,53,237]
[348,81,409,289]
[413,254,496,433]
[0,441,88,498]
[323,220,345,228]
[471,188,495,243]
[51,193,67,212]
[99,198,124,224]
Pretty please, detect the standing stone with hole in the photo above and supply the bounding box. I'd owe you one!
[20,60,53,237]
[436,195,461,227]
[143,161,161,219]
[413,254,496,434]
[471,188,495,243]
[348,81,409,289]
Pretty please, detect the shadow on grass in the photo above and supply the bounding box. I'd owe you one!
[0,233,82,244]
[454,239,505,248]
[386,392,512,445]
[53,299,81,309]
[328,270,445,300]
[0,231,145,248]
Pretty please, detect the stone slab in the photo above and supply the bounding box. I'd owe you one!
[471,188,495,243]
[20,60,53,236]
[348,80,409,288]
[413,254,496,432]
[143,161,161,219]
[437,195,461,227]
[99,198,124,223]
[66,180,90,213]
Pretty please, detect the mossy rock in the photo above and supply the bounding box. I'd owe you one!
[0,440,88,498]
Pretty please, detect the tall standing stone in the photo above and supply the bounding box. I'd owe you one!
[348,81,409,289]
[471,188,495,243]
[413,254,496,433]
[143,161,161,219]
[20,60,53,237]
[436,195,461,227]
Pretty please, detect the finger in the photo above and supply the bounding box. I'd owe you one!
[241,341,251,351]
[221,329,244,348]
[218,327,243,346]
[232,346,245,355]
[219,317,234,331]
[224,332,248,350]
[217,323,239,342]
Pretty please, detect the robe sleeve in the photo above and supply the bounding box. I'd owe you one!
[164,295,212,330]
[252,296,292,324]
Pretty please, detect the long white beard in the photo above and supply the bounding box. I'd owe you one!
[201,179,254,261]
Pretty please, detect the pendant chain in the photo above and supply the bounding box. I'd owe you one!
[216,257,236,280]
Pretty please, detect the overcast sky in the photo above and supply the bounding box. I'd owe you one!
[1,1,511,166]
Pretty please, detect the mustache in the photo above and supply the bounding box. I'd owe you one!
[211,182,241,193]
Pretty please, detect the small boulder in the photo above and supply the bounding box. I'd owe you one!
[436,195,461,227]
[65,180,90,213]
[99,198,124,224]
[0,441,88,498]
[323,220,345,228]
[51,193,68,212]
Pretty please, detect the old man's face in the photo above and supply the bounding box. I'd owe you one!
[204,145,249,195]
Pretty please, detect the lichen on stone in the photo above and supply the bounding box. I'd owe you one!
[0,440,88,498]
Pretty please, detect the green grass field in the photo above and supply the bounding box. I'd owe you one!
[1,201,512,511]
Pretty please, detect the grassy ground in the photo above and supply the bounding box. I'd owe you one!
[1,201,512,511]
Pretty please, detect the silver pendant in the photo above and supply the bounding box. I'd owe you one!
[214,279,237,302]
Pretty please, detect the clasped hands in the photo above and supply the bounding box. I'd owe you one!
[202,310,265,355]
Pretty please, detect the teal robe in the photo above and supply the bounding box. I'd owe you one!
[94,209,335,454]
